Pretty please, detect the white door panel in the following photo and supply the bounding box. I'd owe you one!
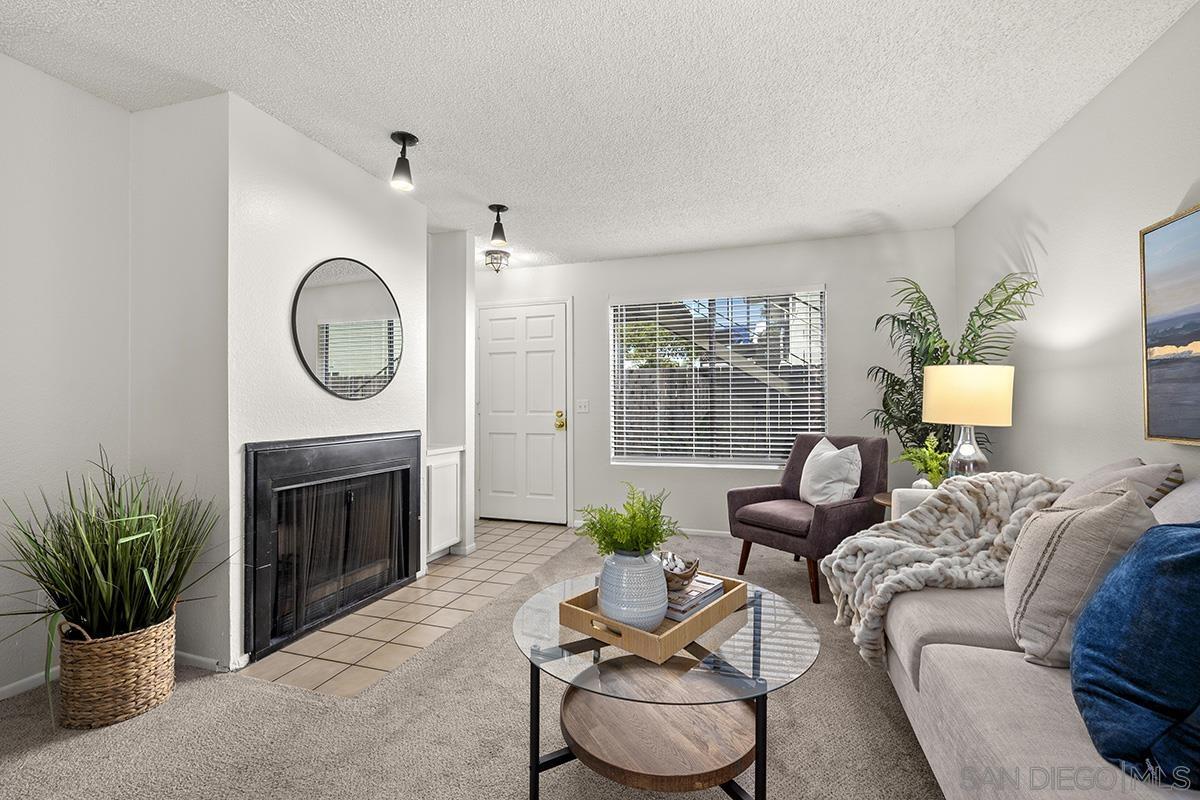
[478,303,568,523]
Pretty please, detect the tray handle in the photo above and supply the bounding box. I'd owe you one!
[590,619,623,639]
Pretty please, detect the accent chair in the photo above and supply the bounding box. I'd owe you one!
[727,434,888,603]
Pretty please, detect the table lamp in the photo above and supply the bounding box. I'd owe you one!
[922,365,1014,477]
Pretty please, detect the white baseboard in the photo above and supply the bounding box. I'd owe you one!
[571,521,729,538]
[0,666,59,701]
[1,649,224,699]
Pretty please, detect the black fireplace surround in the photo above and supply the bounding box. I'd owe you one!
[244,431,421,661]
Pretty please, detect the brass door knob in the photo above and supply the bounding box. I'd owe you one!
[554,410,567,430]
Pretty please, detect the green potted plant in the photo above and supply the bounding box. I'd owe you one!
[1,451,218,728]
[895,434,950,488]
[576,484,681,631]
[867,272,1039,452]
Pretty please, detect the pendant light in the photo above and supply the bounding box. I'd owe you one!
[488,204,509,246]
[484,249,510,273]
[389,131,418,191]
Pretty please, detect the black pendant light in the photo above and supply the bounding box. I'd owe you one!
[390,131,418,191]
[488,204,509,246]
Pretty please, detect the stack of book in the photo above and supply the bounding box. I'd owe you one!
[665,573,725,621]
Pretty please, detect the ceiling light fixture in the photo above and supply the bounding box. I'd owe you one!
[488,204,509,246]
[484,249,510,274]
[389,131,418,191]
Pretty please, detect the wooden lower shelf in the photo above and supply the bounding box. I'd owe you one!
[559,686,755,792]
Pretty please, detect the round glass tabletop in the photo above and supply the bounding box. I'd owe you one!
[512,574,820,705]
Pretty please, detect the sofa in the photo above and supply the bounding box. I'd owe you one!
[884,487,1192,799]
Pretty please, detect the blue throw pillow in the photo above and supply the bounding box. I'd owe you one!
[1072,523,1200,790]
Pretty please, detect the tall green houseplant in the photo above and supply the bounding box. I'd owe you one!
[868,273,1039,451]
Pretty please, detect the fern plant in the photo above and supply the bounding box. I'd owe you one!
[576,483,682,556]
[868,273,1039,450]
[895,435,951,486]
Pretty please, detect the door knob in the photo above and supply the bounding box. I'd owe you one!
[554,410,566,430]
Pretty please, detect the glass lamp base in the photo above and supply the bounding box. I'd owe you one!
[948,425,989,478]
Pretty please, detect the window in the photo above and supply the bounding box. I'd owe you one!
[610,290,826,465]
[318,318,402,399]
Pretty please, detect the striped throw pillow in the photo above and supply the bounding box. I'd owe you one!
[1007,480,1157,667]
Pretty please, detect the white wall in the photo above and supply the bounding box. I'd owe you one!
[0,54,131,692]
[954,3,1200,480]
[226,95,428,665]
[129,94,231,666]
[428,231,476,553]
[477,229,956,531]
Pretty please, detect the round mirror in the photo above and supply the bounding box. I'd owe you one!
[291,258,403,400]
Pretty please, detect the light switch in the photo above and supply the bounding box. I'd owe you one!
[575,399,591,413]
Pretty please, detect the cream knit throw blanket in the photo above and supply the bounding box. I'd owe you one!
[820,471,1070,666]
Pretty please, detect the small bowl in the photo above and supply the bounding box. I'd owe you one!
[660,551,700,592]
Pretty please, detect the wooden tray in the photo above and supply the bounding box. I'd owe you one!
[558,572,748,664]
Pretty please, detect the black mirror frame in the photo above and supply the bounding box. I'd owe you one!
[290,257,404,401]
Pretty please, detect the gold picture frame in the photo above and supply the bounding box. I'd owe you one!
[1141,202,1200,444]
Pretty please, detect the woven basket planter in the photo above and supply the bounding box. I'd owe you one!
[57,612,176,729]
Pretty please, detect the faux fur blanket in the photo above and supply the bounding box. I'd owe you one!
[819,471,1070,666]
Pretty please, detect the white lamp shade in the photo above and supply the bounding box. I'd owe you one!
[922,365,1014,427]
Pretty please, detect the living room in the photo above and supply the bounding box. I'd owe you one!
[1,2,1198,798]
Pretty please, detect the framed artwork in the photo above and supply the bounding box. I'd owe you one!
[1142,203,1200,444]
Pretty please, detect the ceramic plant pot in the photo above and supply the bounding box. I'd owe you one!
[912,477,933,490]
[598,550,668,631]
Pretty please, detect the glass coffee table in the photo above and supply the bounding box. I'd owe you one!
[513,574,820,800]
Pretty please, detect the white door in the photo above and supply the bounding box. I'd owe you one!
[478,302,568,523]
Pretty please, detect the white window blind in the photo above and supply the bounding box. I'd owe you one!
[318,318,402,399]
[610,290,826,465]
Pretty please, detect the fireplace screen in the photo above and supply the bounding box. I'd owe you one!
[272,472,397,640]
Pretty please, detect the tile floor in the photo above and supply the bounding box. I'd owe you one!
[238,519,576,696]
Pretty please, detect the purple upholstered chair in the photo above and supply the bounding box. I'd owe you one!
[727,434,888,603]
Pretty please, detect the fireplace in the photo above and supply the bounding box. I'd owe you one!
[243,431,421,660]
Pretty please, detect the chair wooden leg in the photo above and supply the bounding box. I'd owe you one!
[737,541,752,575]
[806,558,821,604]
[793,554,800,562]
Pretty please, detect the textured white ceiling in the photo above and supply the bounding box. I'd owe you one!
[2,1,1195,267]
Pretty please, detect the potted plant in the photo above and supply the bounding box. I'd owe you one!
[867,272,1039,451]
[895,434,950,489]
[1,451,218,728]
[576,484,681,631]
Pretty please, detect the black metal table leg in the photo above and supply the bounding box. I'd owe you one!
[719,693,767,800]
[528,660,577,799]
[530,660,539,800]
[754,693,767,800]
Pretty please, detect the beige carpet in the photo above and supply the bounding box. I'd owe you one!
[0,535,941,800]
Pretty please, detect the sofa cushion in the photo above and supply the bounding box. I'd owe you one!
[916,644,1178,799]
[1055,457,1183,508]
[1072,524,1200,788]
[1150,479,1200,524]
[1006,481,1156,667]
[734,499,814,536]
[884,587,1017,690]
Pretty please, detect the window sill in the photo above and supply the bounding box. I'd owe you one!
[610,460,784,471]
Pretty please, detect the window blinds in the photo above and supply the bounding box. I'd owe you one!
[317,318,401,399]
[610,291,826,465]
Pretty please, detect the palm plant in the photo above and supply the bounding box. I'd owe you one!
[868,273,1039,451]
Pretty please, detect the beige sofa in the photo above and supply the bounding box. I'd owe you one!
[884,489,1185,799]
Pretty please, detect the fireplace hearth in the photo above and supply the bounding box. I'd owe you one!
[244,431,420,660]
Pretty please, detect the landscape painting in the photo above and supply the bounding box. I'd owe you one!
[1143,204,1200,443]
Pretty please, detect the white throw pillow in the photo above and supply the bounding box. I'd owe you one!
[797,438,862,505]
